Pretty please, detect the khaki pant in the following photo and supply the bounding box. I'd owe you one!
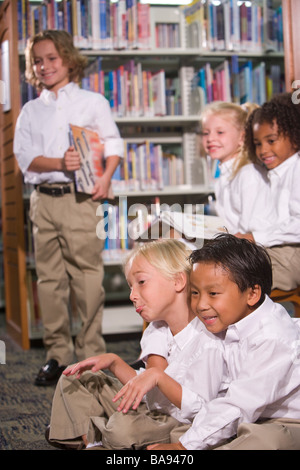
[49,370,181,450]
[267,245,300,290]
[170,418,300,450]
[30,185,105,365]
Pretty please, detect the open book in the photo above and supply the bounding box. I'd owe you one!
[69,124,113,198]
[134,210,228,248]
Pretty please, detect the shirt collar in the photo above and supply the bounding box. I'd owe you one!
[169,317,201,351]
[224,295,271,343]
[219,158,235,176]
[267,152,299,180]
[40,81,80,104]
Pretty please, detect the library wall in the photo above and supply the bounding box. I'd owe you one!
[1,0,288,347]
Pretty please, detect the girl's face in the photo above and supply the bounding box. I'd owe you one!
[190,262,259,334]
[201,113,244,163]
[32,39,70,95]
[125,255,180,324]
[253,120,297,170]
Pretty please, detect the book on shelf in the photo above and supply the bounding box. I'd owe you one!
[239,60,253,104]
[82,59,182,118]
[155,22,181,49]
[99,198,136,262]
[69,124,114,197]
[189,54,284,112]
[17,0,151,51]
[111,141,183,194]
[17,0,283,54]
[181,0,207,50]
[152,70,166,116]
[180,0,271,53]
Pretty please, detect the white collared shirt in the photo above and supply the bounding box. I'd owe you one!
[252,153,300,246]
[214,159,236,232]
[180,296,300,450]
[139,317,226,423]
[214,160,270,234]
[229,162,271,234]
[13,82,124,185]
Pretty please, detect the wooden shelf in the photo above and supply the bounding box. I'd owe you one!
[0,0,293,349]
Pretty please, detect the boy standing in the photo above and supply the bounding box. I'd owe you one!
[148,234,300,450]
[13,30,123,385]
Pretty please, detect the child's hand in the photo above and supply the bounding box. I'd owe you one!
[63,353,117,379]
[91,174,111,200]
[112,368,161,413]
[62,146,81,172]
[234,232,255,242]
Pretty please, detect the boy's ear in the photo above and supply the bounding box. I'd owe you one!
[247,284,262,306]
[174,272,187,292]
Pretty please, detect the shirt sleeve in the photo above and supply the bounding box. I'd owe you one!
[180,337,299,450]
[13,103,42,172]
[179,344,225,422]
[92,95,124,159]
[139,321,169,364]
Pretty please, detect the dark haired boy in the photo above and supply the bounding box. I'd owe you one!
[148,234,300,450]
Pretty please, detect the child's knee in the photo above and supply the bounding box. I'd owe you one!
[101,412,138,450]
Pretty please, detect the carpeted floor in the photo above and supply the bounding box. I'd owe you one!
[0,313,141,450]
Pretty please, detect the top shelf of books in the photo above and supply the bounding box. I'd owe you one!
[17,0,284,55]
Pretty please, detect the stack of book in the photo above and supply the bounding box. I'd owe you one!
[82,60,181,118]
[17,0,283,54]
[190,56,284,112]
[17,0,151,51]
[112,141,184,193]
[182,0,283,53]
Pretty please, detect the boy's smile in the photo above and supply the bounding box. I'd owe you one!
[32,39,70,95]
[190,262,259,334]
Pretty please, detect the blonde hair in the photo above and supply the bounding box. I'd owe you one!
[124,239,192,280]
[25,30,88,91]
[200,101,259,178]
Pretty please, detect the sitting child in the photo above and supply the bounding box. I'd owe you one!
[235,92,300,290]
[47,239,225,450]
[148,234,300,451]
[200,101,266,234]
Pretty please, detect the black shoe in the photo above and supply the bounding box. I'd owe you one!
[35,359,66,386]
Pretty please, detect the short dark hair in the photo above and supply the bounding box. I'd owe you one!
[189,234,272,305]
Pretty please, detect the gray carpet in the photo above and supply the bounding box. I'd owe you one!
[0,313,141,450]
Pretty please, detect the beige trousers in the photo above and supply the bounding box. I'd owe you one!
[170,418,300,450]
[266,245,300,290]
[30,185,105,365]
[49,370,180,450]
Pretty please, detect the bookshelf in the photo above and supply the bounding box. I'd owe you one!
[0,0,294,349]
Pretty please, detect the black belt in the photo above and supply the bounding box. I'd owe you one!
[35,185,72,197]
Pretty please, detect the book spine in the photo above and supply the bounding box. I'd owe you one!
[16,1,284,54]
